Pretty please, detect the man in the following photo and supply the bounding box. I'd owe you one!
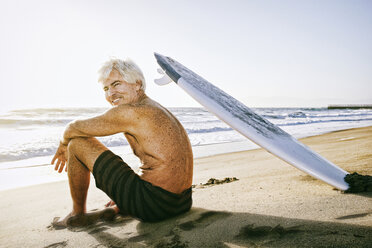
[51,58,193,226]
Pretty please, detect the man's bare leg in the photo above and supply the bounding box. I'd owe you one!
[68,145,90,215]
[53,137,117,227]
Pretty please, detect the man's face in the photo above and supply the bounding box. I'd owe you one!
[102,69,140,106]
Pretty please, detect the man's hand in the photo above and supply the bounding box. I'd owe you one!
[51,142,68,173]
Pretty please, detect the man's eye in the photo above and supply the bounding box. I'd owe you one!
[113,82,120,87]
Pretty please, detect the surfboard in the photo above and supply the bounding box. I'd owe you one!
[154,53,350,191]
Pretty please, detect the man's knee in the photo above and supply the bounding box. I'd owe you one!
[67,137,100,157]
[67,137,108,171]
[67,137,89,153]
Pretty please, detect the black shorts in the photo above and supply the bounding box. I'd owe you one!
[92,150,192,222]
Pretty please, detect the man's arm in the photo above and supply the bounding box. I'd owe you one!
[61,105,138,145]
[51,105,139,172]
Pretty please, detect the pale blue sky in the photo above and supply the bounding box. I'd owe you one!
[0,0,371,112]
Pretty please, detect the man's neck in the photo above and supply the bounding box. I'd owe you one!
[135,90,147,103]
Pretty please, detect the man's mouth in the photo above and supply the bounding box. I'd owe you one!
[112,98,121,104]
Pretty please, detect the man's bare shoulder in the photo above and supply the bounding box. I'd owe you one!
[122,97,167,114]
[140,98,176,119]
[105,97,167,120]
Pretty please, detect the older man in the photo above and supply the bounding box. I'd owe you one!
[52,58,193,226]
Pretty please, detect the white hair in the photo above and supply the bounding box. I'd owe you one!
[98,58,146,91]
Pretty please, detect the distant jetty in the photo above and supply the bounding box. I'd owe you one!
[328,105,372,109]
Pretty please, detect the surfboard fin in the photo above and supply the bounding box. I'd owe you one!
[154,68,173,85]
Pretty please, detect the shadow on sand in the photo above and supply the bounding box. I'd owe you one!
[75,207,372,248]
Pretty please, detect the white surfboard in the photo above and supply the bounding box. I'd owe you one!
[154,53,350,190]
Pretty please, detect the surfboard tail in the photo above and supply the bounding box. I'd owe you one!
[154,53,181,83]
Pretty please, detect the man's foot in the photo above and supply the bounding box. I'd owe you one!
[105,200,120,214]
[52,208,116,228]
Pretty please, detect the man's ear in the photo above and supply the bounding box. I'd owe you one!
[135,80,142,90]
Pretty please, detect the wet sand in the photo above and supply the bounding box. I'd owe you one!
[0,126,371,247]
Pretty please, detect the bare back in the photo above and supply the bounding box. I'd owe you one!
[123,97,193,194]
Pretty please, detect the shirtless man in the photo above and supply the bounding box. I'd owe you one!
[51,58,193,226]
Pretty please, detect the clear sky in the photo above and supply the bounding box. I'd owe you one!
[0,0,371,112]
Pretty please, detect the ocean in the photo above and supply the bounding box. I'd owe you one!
[1,107,372,191]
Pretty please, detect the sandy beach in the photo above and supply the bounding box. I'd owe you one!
[0,126,371,247]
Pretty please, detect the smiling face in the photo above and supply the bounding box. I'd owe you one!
[102,69,142,106]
